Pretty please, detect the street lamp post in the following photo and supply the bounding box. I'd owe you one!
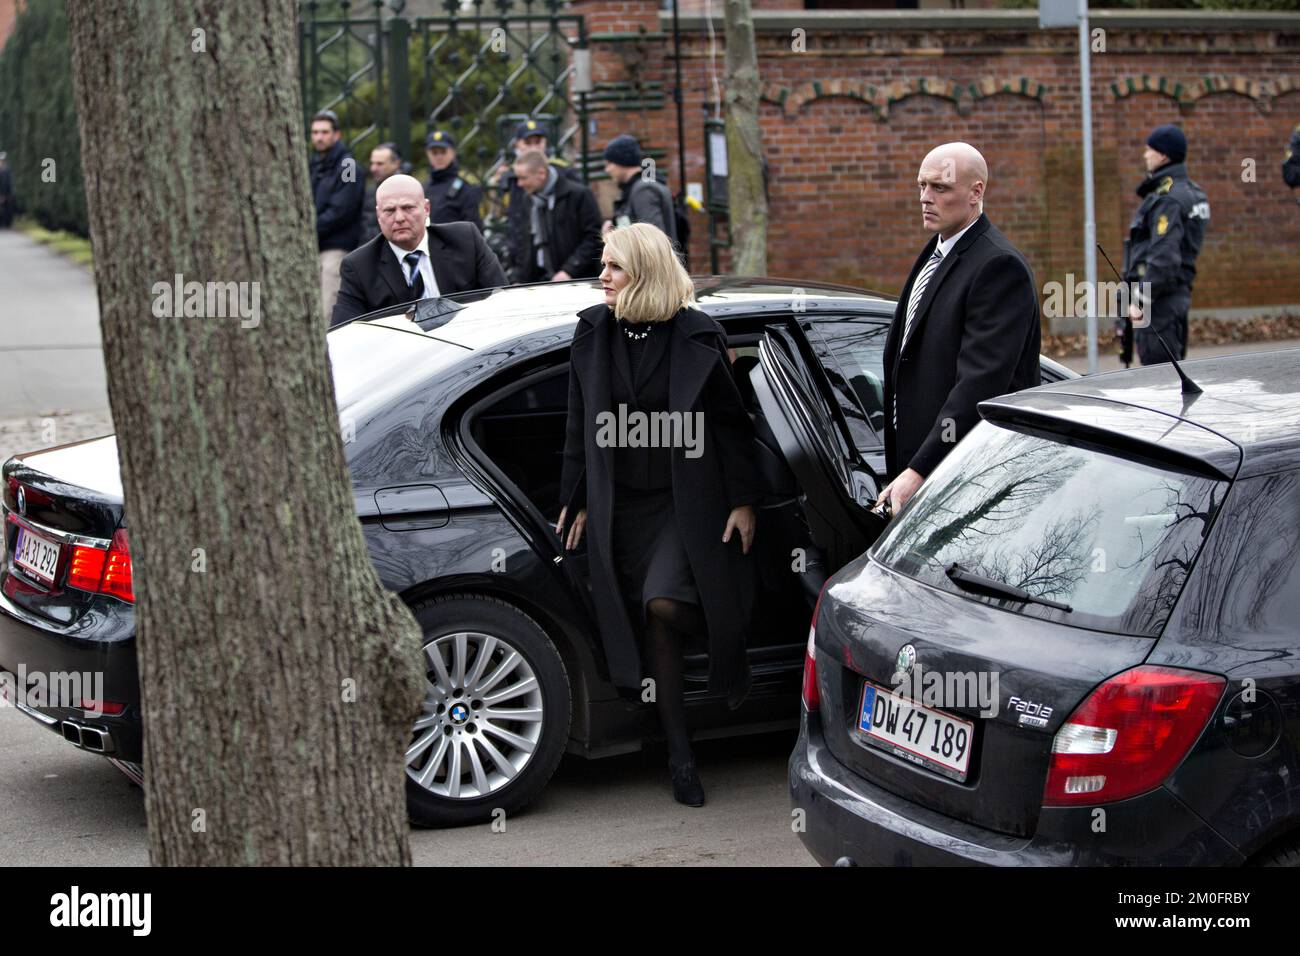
[1041,0,1099,375]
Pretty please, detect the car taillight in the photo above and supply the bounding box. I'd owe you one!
[1042,665,1225,807]
[68,544,108,591]
[101,529,133,602]
[80,699,126,716]
[802,584,827,712]
[67,529,133,603]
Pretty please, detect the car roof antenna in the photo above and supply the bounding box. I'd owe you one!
[1097,244,1202,396]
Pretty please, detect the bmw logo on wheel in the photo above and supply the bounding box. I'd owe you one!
[449,703,469,725]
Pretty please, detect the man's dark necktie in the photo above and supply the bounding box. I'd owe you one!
[404,251,425,299]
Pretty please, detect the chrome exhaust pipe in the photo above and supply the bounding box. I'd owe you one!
[79,726,113,753]
[60,720,115,754]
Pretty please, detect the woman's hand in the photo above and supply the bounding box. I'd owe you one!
[722,505,756,555]
[555,506,587,551]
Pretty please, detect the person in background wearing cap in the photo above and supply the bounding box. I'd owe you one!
[361,142,406,245]
[496,120,584,282]
[496,119,582,191]
[424,130,484,231]
[309,109,365,320]
[509,151,602,283]
[1283,122,1300,204]
[603,134,677,246]
[1120,124,1210,366]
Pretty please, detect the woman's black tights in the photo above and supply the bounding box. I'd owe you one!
[643,597,707,767]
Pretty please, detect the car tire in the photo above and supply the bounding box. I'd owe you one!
[403,594,571,828]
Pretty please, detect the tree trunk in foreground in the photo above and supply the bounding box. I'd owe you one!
[724,0,768,275]
[67,0,424,865]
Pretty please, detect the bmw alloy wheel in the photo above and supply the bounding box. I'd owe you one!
[406,630,545,800]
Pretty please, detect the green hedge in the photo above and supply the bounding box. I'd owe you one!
[0,0,88,236]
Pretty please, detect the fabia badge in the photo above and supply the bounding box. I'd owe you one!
[891,643,917,685]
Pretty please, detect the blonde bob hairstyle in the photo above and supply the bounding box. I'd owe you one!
[602,223,694,324]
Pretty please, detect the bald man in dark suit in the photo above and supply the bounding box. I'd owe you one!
[879,142,1041,511]
[330,174,506,327]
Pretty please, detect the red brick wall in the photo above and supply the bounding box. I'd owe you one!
[572,4,1300,327]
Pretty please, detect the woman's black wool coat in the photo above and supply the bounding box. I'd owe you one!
[558,303,761,697]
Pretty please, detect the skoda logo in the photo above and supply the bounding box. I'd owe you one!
[449,703,469,725]
[893,644,917,682]
[16,486,25,516]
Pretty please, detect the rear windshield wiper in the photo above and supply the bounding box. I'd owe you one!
[944,562,1073,613]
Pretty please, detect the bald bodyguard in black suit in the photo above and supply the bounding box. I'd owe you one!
[879,142,1040,511]
[330,174,506,327]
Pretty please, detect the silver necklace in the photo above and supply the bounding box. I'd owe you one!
[621,321,651,341]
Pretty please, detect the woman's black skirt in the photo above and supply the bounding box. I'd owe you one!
[610,484,701,638]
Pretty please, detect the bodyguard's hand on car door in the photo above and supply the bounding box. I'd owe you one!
[556,506,587,550]
[878,467,924,513]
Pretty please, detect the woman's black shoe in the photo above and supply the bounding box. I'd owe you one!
[669,759,706,806]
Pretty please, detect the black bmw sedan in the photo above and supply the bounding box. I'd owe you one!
[791,349,1300,866]
[0,277,1073,828]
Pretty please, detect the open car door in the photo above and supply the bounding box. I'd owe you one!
[749,320,886,572]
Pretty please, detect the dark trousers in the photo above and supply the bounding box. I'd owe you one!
[1137,288,1191,365]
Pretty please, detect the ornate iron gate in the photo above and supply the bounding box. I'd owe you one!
[299,0,590,264]
[299,1,589,160]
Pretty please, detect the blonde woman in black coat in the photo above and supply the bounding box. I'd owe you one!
[555,224,760,806]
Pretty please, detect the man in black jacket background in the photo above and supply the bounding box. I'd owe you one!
[330,174,506,327]
[879,141,1040,512]
[508,150,602,282]
[309,109,364,319]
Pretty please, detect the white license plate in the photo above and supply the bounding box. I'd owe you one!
[13,526,60,585]
[857,680,974,780]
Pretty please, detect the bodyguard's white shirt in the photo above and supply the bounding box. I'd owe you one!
[388,234,440,298]
[935,214,980,259]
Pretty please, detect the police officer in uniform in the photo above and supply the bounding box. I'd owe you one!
[424,130,483,231]
[1283,122,1300,203]
[1121,124,1209,365]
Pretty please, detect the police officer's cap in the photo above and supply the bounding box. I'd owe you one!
[513,120,550,143]
[425,130,457,150]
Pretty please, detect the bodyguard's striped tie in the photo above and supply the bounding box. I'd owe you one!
[901,247,943,352]
[893,246,944,431]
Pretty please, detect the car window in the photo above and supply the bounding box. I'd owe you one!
[872,421,1227,637]
[805,316,890,448]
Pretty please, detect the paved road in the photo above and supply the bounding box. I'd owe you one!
[0,703,811,866]
[0,230,108,417]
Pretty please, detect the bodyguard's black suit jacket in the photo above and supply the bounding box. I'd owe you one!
[330,221,506,327]
[882,213,1041,479]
